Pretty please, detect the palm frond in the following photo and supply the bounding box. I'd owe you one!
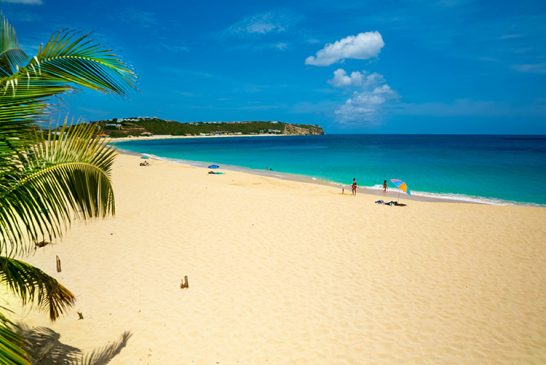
[0,122,117,256]
[0,256,75,321]
[0,16,29,77]
[2,29,136,97]
[0,322,30,365]
[0,15,135,165]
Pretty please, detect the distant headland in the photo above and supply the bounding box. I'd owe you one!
[88,117,324,138]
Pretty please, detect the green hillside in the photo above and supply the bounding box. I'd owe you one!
[92,117,324,138]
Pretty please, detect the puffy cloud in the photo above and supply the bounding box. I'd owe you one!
[305,31,384,66]
[327,68,397,123]
[335,83,398,123]
[2,0,42,4]
[329,68,384,88]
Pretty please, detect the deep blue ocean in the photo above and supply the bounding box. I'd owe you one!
[114,135,546,205]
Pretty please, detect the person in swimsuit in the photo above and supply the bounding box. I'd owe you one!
[352,178,357,196]
[383,179,387,192]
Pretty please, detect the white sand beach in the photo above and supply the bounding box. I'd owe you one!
[5,153,546,364]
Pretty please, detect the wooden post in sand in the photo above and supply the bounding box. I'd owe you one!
[56,255,62,272]
[180,276,189,289]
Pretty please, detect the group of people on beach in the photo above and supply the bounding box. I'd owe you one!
[345,178,388,196]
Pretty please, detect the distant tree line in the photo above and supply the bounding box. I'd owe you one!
[87,118,324,137]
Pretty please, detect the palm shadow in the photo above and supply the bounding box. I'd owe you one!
[17,324,132,365]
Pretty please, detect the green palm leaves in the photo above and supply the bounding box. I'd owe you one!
[0,122,117,256]
[0,257,75,321]
[0,14,136,364]
[0,14,136,159]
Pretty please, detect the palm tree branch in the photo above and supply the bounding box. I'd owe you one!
[1,30,136,96]
[0,257,75,320]
[0,123,116,255]
[0,160,115,255]
[0,323,30,365]
[0,16,28,77]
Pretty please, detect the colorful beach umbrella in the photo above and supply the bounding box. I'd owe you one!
[208,164,220,169]
[390,178,411,203]
[390,179,411,195]
[141,154,150,159]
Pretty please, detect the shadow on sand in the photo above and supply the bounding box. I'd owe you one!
[17,325,132,365]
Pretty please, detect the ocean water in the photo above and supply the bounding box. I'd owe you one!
[114,135,546,205]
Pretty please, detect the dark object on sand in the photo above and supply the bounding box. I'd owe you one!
[35,240,50,248]
[56,255,62,272]
[77,312,84,320]
[139,160,150,166]
[375,200,407,207]
[180,275,189,289]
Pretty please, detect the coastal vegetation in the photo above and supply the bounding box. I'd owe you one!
[90,117,324,138]
[0,15,135,363]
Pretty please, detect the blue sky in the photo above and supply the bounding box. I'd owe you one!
[2,0,546,133]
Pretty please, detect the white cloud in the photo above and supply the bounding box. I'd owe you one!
[327,68,397,123]
[2,0,42,4]
[329,68,384,88]
[305,31,384,66]
[224,11,298,36]
[335,84,397,122]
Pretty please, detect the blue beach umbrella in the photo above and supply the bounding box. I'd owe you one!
[390,178,411,202]
[141,154,150,159]
[208,164,220,169]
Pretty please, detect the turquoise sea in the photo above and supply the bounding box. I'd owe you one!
[114,135,546,205]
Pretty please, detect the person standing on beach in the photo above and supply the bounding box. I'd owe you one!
[383,179,387,192]
[352,178,357,196]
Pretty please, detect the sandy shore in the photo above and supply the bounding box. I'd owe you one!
[110,133,290,142]
[5,153,546,364]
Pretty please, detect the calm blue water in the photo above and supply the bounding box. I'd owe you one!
[114,135,546,205]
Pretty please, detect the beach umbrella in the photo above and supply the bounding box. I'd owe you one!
[208,164,220,169]
[141,154,150,159]
[390,178,411,202]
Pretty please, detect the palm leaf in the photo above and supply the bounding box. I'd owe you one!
[0,14,135,363]
[0,122,117,256]
[0,256,75,321]
[0,323,30,365]
[0,310,30,365]
[0,16,35,161]
[1,29,136,97]
[0,15,136,165]
[0,16,29,77]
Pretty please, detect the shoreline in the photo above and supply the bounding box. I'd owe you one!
[115,148,543,207]
[6,152,546,364]
[108,133,310,143]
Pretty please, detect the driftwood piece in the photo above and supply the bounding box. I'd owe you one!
[77,312,84,320]
[56,256,61,273]
[180,276,189,289]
